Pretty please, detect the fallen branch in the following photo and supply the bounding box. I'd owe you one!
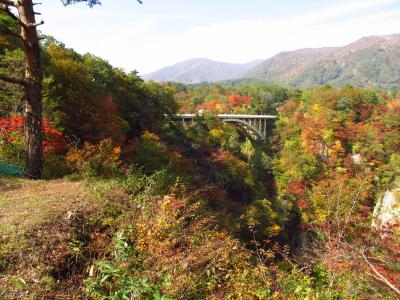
[362,251,400,296]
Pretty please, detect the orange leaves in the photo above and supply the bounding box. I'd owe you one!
[228,94,251,107]
[288,181,306,198]
[66,138,120,177]
[196,98,227,113]
[180,93,252,114]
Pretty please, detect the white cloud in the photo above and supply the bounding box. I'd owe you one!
[295,0,398,24]
[136,0,400,73]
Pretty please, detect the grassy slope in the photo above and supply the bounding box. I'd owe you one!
[0,178,104,299]
[0,176,273,299]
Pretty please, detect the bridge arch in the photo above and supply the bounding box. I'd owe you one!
[174,114,277,141]
[222,119,264,141]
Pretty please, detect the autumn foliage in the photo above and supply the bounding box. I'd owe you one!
[0,116,66,155]
[274,87,400,297]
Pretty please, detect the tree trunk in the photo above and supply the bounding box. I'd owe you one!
[17,0,43,179]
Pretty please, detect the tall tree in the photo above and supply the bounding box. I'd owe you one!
[0,0,141,178]
[0,0,44,178]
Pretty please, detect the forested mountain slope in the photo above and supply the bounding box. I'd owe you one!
[243,34,400,88]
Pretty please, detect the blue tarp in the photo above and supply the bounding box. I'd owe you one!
[0,161,23,176]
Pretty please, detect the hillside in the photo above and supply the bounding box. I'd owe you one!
[244,34,400,88]
[145,34,400,88]
[244,47,340,83]
[142,58,263,84]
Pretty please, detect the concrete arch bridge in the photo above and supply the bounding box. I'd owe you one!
[174,114,277,141]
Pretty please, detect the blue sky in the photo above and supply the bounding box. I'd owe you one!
[39,0,400,74]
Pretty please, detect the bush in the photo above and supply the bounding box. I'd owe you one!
[42,153,70,179]
[86,179,271,299]
[132,131,171,174]
[66,139,122,179]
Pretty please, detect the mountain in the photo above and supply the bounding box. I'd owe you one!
[142,58,263,84]
[243,34,400,88]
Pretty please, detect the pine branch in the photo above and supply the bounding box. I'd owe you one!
[1,6,19,22]
[0,73,26,86]
[0,0,17,7]
[0,6,28,29]
[0,27,23,40]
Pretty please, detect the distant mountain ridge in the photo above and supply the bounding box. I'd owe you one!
[242,33,400,88]
[142,58,263,84]
[143,34,400,88]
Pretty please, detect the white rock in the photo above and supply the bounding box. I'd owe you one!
[352,153,362,164]
[372,182,400,229]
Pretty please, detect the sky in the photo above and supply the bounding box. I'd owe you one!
[39,0,400,75]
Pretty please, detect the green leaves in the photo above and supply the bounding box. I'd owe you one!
[85,260,169,299]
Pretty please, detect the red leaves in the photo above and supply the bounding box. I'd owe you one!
[43,126,67,153]
[0,116,67,154]
[0,116,24,138]
[296,113,305,122]
[295,199,307,208]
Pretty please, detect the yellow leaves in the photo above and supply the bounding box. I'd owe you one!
[322,129,334,143]
[266,224,281,235]
[141,130,160,141]
[209,128,223,141]
[335,167,347,174]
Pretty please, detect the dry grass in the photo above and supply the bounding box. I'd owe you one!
[0,177,105,299]
[0,178,97,235]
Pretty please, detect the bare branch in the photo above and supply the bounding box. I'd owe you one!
[27,20,44,27]
[0,73,26,86]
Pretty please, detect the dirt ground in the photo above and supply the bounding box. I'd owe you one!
[0,177,104,299]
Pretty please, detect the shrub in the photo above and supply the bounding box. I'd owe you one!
[86,180,271,299]
[132,131,171,174]
[66,139,121,178]
[42,153,70,179]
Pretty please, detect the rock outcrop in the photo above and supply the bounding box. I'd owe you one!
[373,178,400,230]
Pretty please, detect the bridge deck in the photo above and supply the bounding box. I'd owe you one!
[175,114,277,119]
